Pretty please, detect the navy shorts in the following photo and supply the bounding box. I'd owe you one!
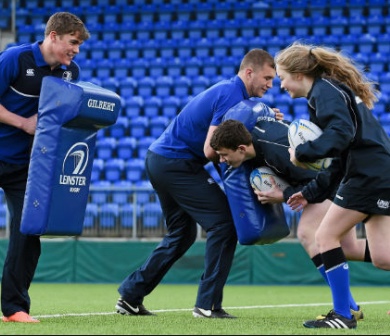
[333,182,390,216]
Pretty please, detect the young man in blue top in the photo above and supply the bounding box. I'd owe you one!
[0,12,89,323]
[116,49,277,318]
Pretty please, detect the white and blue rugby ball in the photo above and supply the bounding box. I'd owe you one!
[250,166,291,192]
[288,119,332,171]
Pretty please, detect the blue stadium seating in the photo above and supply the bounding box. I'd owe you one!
[101,5,121,25]
[101,78,119,95]
[95,137,117,160]
[195,2,212,21]
[144,97,162,118]
[135,22,154,41]
[99,203,119,229]
[91,158,104,183]
[124,96,144,119]
[157,3,175,23]
[142,202,163,228]
[138,4,155,24]
[222,19,241,39]
[257,18,274,38]
[202,57,219,78]
[213,38,230,58]
[188,20,205,40]
[183,57,202,78]
[161,96,181,118]
[358,34,377,54]
[170,20,188,40]
[137,137,156,160]
[293,98,309,117]
[14,0,390,240]
[149,58,166,78]
[116,137,137,160]
[149,116,170,138]
[119,78,137,98]
[155,76,173,98]
[131,59,150,79]
[230,37,247,58]
[137,77,155,98]
[118,22,136,43]
[367,15,385,36]
[83,203,98,229]
[125,159,145,183]
[142,39,160,59]
[205,20,222,40]
[348,0,366,17]
[166,58,183,78]
[173,76,192,98]
[119,203,140,228]
[176,3,193,22]
[111,181,133,205]
[95,59,112,79]
[133,180,153,205]
[160,40,178,59]
[219,56,238,78]
[377,34,390,54]
[90,180,111,205]
[290,0,308,18]
[293,17,312,37]
[368,0,386,16]
[213,2,231,21]
[192,76,211,96]
[105,40,124,61]
[108,116,128,139]
[369,53,387,74]
[129,116,149,139]
[17,24,35,43]
[104,158,125,183]
[349,15,366,35]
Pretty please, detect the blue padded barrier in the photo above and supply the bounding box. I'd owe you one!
[20,77,120,236]
[220,100,290,245]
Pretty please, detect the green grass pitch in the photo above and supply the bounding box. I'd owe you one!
[2,283,390,335]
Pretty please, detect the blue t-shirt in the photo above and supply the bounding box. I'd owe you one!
[149,75,249,161]
[0,41,80,164]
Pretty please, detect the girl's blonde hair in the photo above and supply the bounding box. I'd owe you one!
[274,41,378,109]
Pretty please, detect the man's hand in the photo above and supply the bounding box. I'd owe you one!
[253,176,284,204]
[287,191,308,212]
[272,108,284,120]
[21,114,38,135]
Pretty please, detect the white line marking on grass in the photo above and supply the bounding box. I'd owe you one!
[23,300,390,320]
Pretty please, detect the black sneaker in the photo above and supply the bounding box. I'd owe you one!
[115,298,156,316]
[193,307,236,319]
[316,306,364,321]
[304,310,357,329]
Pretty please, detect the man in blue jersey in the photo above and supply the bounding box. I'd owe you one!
[115,49,277,318]
[0,12,89,323]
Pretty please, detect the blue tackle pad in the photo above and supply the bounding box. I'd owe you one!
[220,99,290,245]
[20,77,121,236]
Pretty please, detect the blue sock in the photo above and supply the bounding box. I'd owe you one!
[313,254,358,311]
[321,248,353,319]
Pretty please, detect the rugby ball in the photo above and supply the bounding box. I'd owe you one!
[250,166,291,192]
[288,119,332,171]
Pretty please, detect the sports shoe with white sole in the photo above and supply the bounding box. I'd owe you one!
[115,298,156,316]
[193,307,236,319]
[304,310,357,329]
[316,307,364,321]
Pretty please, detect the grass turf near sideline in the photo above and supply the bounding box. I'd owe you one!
[2,283,390,335]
